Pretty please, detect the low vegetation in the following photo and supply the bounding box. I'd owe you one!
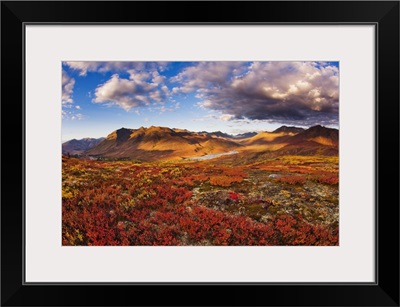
[62,154,338,246]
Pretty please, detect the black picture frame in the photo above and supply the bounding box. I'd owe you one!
[1,1,399,306]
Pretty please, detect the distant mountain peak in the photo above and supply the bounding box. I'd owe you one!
[62,137,105,155]
[272,126,305,134]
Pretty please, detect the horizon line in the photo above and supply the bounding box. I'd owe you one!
[62,124,339,143]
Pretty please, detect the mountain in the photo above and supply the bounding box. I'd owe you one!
[70,125,338,161]
[239,125,304,149]
[62,137,105,155]
[86,126,241,161]
[285,125,338,146]
[277,125,339,155]
[272,126,305,134]
[233,132,258,139]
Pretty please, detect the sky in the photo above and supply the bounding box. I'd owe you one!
[62,61,339,141]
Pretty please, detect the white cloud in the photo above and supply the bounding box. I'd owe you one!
[219,114,235,121]
[157,105,175,114]
[171,62,247,93]
[152,71,166,85]
[62,70,75,104]
[93,70,169,111]
[64,61,169,76]
[62,110,83,120]
[63,62,101,76]
[62,70,84,121]
[71,113,84,120]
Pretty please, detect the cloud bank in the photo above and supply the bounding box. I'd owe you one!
[64,61,168,76]
[172,61,339,126]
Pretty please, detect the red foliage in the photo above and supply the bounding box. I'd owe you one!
[276,175,306,185]
[228,192,241,202]
[62,159,338,246]
[316,174,339,185]
[209,175,243,187]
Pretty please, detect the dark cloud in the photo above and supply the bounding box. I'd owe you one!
[173,61,339,126]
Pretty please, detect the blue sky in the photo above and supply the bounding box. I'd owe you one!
[62,61,339,141]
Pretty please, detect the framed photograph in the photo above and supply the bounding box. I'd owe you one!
[1,1,399,306]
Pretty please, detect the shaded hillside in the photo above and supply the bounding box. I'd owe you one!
[277,125,339,156]
[62,137,104,155]
[272,126,305,134]
[287,125,338,146]
[233,132,258,139]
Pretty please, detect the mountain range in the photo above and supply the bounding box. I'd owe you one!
[62,137,104,155]
[63,125,338,161]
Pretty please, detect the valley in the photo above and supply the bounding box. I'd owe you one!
[62,125,339,246]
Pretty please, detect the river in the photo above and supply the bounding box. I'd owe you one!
[187,150,239,161]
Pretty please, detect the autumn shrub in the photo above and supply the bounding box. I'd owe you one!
[209,175,243,187]
[228,192,240,201]
[62,158,338,246]
[270,214,338,246]
[315,174,339,185]
[222,167,247,178]
[276,175,306,185]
